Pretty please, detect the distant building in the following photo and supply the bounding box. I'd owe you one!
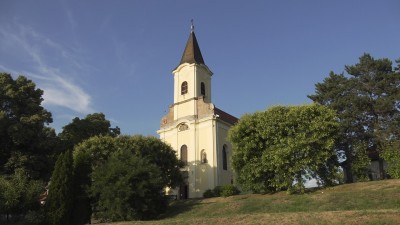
[157,24,237,199]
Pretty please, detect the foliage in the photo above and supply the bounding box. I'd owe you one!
[73,135,183,190]
[203,189,214,198]
[0,169,43,222]
[90,149,167,221]
[0,73,56,179]
[229,104,339,193]
[45,150,74,225]
[308,54,400,182]
[212,186,223,197]
[73,135,183,221]
[24,208,46,225]
[203,185,240,198]
[58,112,120,151]
[381,140,400,178]
[220,185,241,197]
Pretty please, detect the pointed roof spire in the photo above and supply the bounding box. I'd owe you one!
[179,20,205,65]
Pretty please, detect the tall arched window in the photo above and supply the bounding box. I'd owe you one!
[181,81,188,95]
[201,150,207,164]
[222,145,228,170]
[181,145,188,165]
[201,82,205,96]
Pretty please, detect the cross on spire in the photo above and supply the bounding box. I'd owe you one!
[191,19,194,33]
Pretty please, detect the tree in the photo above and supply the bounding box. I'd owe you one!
[58,113,120,151]
[45,151,74,225]
[228,104,339,193]
[0,169,43,222]
[308,54,400,181]
[72,135,183,222]
[0,73,56,179]
[90,149,166,221]
[73,135,183,190]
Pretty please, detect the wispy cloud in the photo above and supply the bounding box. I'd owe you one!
[0,22,93,114]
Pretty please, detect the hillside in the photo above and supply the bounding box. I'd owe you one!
[100,179,400,225]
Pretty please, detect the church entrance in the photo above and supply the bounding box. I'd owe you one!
[179,184,188,199]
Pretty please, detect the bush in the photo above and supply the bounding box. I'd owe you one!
[203,189,214,198]
[220,185,240,197]
[203,185,240,198]
[24,209,45,225]
[90,149,167,221]
[213,186,223,197]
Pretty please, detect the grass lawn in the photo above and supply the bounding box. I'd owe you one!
[98,179,400,225]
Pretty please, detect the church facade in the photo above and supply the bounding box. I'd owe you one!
[157,26,238,199]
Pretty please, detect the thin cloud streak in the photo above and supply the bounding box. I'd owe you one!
[0,22,93,114]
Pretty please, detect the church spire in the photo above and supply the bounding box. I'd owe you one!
[179,20,205,65]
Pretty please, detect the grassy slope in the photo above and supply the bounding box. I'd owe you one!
[101,179,400,225]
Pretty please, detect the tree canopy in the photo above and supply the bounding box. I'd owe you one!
[0,72,56,179]
[308,53,400,181]
[73,135,183,221]
[90,149,166,221]
[0,169,43,221]
[229,104,339,193]
[58,112,120,151]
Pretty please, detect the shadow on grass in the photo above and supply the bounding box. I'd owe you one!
[158,199,201,219]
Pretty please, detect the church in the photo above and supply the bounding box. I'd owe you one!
[157,24,238,199]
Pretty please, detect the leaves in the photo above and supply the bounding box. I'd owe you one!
[45,151,74,225]
[58,113,120,151]
[308,53,400,180]
[229,104,339,193]
[73,135,183,222]
[0,73,55,179]
[90,150,166,221]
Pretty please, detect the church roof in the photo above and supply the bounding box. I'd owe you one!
[179,30,205,65]
[214,108,239,125]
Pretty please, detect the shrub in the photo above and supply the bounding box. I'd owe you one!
[220,185,240,197]
[213,186,223,197]
[203,189,214,198]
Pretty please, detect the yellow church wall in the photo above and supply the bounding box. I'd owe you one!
[194,118,218,196]
[216,121,234,186]
[158,110,236,198]
[157,115,225,198]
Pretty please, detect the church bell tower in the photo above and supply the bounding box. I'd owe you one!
[158,22,238,199]
[171,23,213,119]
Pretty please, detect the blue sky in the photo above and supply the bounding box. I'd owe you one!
[1,0,399,136]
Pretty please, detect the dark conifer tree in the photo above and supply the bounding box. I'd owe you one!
[45,150,74,225]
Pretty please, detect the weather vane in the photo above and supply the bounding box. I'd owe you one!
[191,19,194,32]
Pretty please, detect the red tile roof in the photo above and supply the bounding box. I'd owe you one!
[214,107,239,125]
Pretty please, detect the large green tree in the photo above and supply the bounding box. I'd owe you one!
[0,72,56,179]
[90,149,166,221]
[58,112,120,151]
[45,150,74,225]
[72,135,183,222]
[308,54,400,181]
[229,104,339,193]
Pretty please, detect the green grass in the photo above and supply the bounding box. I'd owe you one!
[98,179,400,225]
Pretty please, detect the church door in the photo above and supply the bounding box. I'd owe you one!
[179,184,188,199]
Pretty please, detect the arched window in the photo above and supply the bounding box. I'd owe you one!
[181,81,188,95]
[201,150,207,164]
[222,145,228,170]
[181,145,188,165]
[201,82,205,96]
